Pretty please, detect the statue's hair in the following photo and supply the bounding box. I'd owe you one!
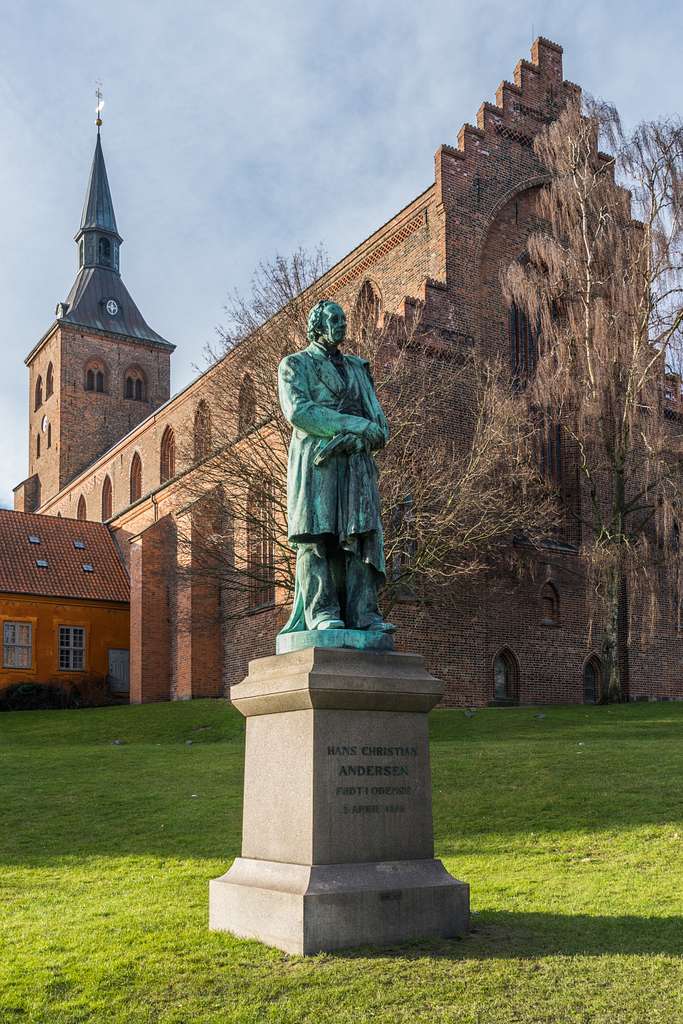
[307,299,341,343]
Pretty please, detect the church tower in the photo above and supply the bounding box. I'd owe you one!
[15,117,174,513]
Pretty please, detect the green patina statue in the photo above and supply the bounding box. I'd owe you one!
[277,299,395,649]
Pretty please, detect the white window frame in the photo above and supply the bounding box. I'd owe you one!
[58,625,86,671]
[3,621,33,669]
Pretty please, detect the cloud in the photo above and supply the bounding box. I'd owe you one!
[1,0,681,505]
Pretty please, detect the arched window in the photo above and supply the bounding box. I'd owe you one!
[247,481,275,609]
[98,236,112,265]
[492,649,518,705]
[541,582,560,625]
[583,656,602,704]
[160,427,175,483]
[77,495,87,521]
[509,303,537,379]
[194,400,212,461]
[390,494,417,580]
[34,376,43,410]
[36,433,41,458]
[101,475,112,521]
[45,362,54,399]
[79,239,84,267]
[47,423,52,449]
[84,359,107,393]
[129,453,142,503]
[238,374,256,433]
[540,419,563,486]
[124,367,146,402]
[355,279,382,335]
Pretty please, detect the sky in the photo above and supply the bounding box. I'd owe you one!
[1,0,681,507]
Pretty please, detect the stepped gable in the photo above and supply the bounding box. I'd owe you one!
[0,509,129,603]
[435,37,580,205]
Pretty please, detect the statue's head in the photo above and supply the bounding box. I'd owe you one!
[307,300,346,349]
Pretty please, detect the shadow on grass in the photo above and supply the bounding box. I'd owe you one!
[331,911,683,961]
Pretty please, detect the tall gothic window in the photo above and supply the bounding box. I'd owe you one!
[160,427,175,483]
[509,303,537,379]
[194,401,212,461]
[355,279,382,337]
[101,475,113,521]
[45,362,54,399]
[238,374,256,434]
[34,376,43,411]
[77,495,87,522]
[129,453,142,503]
[541,582,560,625]
[540,419,563,487]
[247,481,275,609]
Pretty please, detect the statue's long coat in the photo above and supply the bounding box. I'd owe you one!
[277,342,389,577]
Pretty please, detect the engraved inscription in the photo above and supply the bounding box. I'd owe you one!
[327,741,420,815]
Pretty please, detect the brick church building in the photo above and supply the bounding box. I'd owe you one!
[13,37,682,706]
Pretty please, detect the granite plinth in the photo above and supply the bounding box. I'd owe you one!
[210,858,469,956]
[276,627,394,655]
[209,647,470,953]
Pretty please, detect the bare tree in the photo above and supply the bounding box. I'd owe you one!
[504,98,683,702]
[176,248,560,624]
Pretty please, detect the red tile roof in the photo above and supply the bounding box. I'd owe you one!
[0,510,129,603]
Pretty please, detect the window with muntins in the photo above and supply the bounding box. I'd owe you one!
[3,621,32,669]
[59,626,85,671]
[540,420,563,487]
[509,303,537,379]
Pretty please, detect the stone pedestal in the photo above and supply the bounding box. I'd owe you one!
[209,647,469,955]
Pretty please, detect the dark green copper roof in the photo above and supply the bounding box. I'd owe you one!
[26,129,176,357]
[77,132,120,240]
[60,267,175,350]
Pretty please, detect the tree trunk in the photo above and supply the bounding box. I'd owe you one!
[602,562,622,703]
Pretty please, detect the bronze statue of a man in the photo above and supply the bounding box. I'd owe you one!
[277,299,394,635]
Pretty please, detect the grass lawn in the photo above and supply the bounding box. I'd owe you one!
[1,699,683,1023]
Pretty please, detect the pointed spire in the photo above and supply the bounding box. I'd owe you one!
[79,133,119,237]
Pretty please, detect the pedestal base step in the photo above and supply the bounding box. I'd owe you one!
[209,857,469,955]
[275,628,394,655]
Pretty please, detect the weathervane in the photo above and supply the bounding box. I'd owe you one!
[95,82,104,131]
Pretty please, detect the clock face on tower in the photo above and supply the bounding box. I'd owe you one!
[105,299,119,316]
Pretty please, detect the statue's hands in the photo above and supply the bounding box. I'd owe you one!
[363,422,385,449]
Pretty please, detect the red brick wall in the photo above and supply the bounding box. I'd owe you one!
[29,37,682,707]
[129,516,174,703]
